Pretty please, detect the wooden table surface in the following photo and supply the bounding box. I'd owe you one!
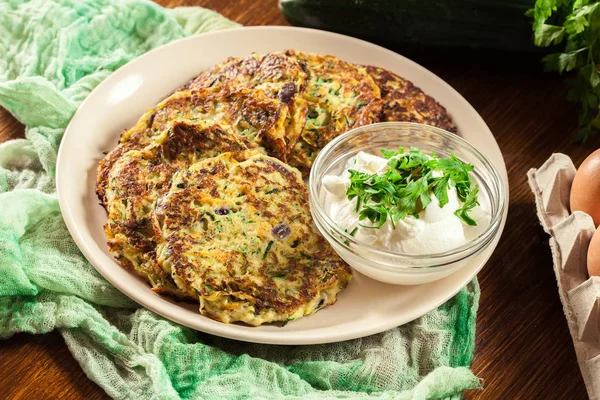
[0,0,596,399]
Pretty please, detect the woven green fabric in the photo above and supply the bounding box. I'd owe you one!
[0,0,482,398]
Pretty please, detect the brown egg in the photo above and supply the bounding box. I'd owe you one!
[588,228,600,276]
[571,148,600,227]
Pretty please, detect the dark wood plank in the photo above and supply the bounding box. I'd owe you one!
[0,107,25,143]
[0,1,594,399]
[0,332,109,400]
[443,66,593,400]
[154,0,286,26]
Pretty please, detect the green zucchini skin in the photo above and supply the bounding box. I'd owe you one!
[279,0,538,52]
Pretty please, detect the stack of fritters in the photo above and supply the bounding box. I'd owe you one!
[97,50,455,325]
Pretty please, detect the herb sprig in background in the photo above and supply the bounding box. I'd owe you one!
[530,0,600,142]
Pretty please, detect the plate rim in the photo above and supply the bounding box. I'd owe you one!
[56,26,509,345]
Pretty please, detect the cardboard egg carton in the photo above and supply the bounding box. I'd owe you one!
[528,154,600,400]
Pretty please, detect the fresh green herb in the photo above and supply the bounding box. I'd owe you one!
[529,1,600,141]
[343,115,354,126]
[271,270,288,278]
[342,227,359,246]
[455,185,480,227]
[381,146,404,159]
[430,175,450,208]
[263,240,274,259]
[345,147,479,229]
[307,107,329,127]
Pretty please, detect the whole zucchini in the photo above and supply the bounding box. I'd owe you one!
[279,0,538,52]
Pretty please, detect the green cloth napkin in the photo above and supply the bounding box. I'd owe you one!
[0,0,482,398]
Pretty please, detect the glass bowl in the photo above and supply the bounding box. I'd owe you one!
[309,122,506,285]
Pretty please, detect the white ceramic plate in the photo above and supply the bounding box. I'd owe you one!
[57,27,508,345]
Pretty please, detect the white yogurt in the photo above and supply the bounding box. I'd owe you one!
[322,151,491,255]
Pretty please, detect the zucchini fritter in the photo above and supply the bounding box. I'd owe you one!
[98,50,458,326]
[366,66,457,133]
[187,51,307,101]
[135,86,290,159]
[153,153,351,325]
[102,122,252,297]
[96,108,158,207]
[286,52,383,175]
[187,51,309,159]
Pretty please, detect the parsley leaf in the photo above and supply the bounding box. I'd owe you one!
[381,146,404,159]
[455,185,480,226]
[534,24,566,46]
[397,147,430,169]
[430,175,450,207]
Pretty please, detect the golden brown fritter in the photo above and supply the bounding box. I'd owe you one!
[186,53,262,91]
[285,52,383,175]
[102,121,252,297]
[186,51,309,158]
[96,108,158,207]
[366,66,456,133]
[187,51,307,101]
[153,152,352,325]
[147,87,291,159]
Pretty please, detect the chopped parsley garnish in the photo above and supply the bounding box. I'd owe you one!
[345,147,479,229]
[263,240,274,259]
[342,227,359,246]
